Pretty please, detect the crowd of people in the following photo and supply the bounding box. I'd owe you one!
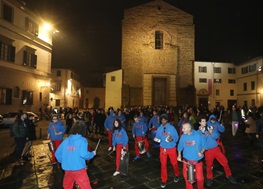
[12,104,263,188]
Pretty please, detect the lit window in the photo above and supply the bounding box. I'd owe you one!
[22,90,33,105]
[25,17,39,36]
[214,79,222,83]
[23,46,37,68]
[0,35,15,62]
[0,88,12,104]
[55,83,61,91]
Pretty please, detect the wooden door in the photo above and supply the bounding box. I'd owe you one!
[152,78,167,106]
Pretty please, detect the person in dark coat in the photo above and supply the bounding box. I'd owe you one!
[22,114,37,160]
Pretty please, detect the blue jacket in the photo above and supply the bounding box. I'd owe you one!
[148,115,160,130]
[178,130,206,161]
[155,123,178,149]
[104,111,116,130]
[138,115,148,125]
[132,121,148,137]
[198,129,219,150]
[112,128,128,147]
[55,134,95,171]
[47,120,66,141]
[116,114,126,128]
[207,114,225,134]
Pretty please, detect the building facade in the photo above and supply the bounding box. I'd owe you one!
[194,61,237,109]
[121,0,195,107]
[82,87,105,109]
[50,69,82,109]
[0,0,53,114]
[236,57,263,108]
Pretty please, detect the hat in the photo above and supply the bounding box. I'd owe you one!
[160,114,168,121]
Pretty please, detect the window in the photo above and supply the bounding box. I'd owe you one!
[199,78,207,83]
[155,31,163,49]
[251,81,255,90]
[13,87,20,98]
[22,90,33,105]
[228,79,236,84]
[0,41,15,62]
[228,67,236,74]
[244,101,247,107]
[252,99,255,106]
[198,66,207,73]
[25,17,39,36]
[55,83,61,91]
[243,83,247,91]
[39,92,42,101]
[23,47,37,68]
[56,99,60,106]
[230,90,234,96]
[56,70,61,76]
[249,64,256,72]
[214,78,222,83]
[111,76,115,82]
[3,3,13,23]
[0,88,12,104]
[242,67,249,74]
[216,89,220,96]
[214,67,221,73]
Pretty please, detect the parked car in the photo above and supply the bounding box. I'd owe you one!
[0,111,40,128]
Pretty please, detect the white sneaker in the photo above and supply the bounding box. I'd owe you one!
[113,171,120,176]
[108,147,112,151]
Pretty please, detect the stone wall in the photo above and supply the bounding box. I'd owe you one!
[122,0,195,106]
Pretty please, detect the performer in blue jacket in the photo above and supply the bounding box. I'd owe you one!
[154,114,180,188]
[47,114,66,164]
[104,110,117,151]
[177,122,206,189]
[112,119,129,176]
[132,115,151,160]
[55,125,96,189]
[148,110,160,148]
[199,117,237,186]
[207,114,226,154]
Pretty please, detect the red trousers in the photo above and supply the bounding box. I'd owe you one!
[159,147,180,182]
[135,136,149,156]
[107,130,113,147]
[216,138,226,154]
[183,161,204,189]
[115,144,129,171]
[205,146,232,179]
[63,168,92,189]
[51,140,62,163]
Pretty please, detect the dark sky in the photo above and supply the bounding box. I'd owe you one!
[24,0,263,87]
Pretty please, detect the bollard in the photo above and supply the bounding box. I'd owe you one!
[39,128,42,140]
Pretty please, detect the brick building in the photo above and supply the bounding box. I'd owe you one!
[121,0,195,107]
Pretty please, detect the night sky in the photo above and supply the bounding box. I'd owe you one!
[23,0,263,87]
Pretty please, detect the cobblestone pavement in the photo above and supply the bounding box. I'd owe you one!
[0,122,263,189]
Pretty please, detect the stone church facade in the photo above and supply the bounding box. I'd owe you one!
[121,0,195,107]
